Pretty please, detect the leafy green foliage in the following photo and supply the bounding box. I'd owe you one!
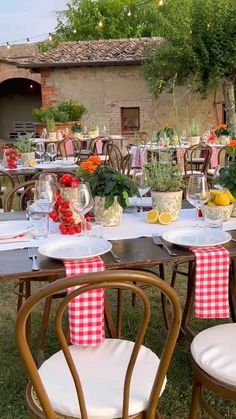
[77,165,139,209]
[53,0,159,42]
[216,161,236,197]
[144,152,184,192]
[32,100,87,124]
[14,134,35,152]
[143,0,236,133]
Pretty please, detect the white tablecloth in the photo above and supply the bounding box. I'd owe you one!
[1,209,236,252]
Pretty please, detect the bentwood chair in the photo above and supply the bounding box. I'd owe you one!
[189,323,236,418]
[57,139,82,161]
[107,143,123,171]
[0,170,15,208]
[16,270,181,419]
[4,179,36,212]
[183,144,212,177]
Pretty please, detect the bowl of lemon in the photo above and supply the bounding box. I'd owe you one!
[202,189,235,221]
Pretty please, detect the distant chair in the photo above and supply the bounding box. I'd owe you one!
[57,139,81,161]
[183,144,212,176]
[4,180,36,211]
[107,143,123,171]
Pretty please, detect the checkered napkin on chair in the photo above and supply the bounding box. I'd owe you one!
[64,257,105,346]
[210,145,218,169]
[130,146,142,168]
[190,246,230,319]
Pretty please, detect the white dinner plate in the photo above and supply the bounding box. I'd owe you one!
[38,236,112,260]
[0,221,33,239]
[162,228,231,248]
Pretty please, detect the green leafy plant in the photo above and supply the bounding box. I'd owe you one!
[144,152,184,192]
[72,122,83,133]
[214,124,233,138]
[77,162,139,209]
[46,117,56,132]
[215,140,236,196]
[188,119,201,136]
[32,100,87,124]
[14,134,35,153]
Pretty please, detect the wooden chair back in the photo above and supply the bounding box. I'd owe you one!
[4,180,36,211]
[57,139,82,160]
[183,143,212,175]
[0,170,15,208]
[107,143,123,170]
[122,153,132,176]
[16,270,181,419]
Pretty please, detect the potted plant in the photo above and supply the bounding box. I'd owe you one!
[144,151,185,220]
[77,156,139,226]
[215,139,236,216]
[214,124,233,145]
[71,122,83,139]
[14,134,35,165]
[32,100,87,137]
[187,119,201,146]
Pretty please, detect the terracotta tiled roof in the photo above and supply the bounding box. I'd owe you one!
[19,37,161,68]
[0,43,38,62]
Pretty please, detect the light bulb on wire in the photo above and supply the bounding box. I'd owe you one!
[98,19,103,28]
[6,42,10,49]
[127,9,132,16]
[73,28,77,33]
[48,33,53,42]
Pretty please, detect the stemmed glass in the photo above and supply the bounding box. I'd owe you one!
[71,182,94,234]
[47,143,57,162]
[133,169,150,212]
[36,142,45,162]
[186,175,209,226]
[34,174,58,213]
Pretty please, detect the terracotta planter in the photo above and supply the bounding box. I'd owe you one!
[151,190,183,221]
[93,196,123,227]
[35,122,81,137]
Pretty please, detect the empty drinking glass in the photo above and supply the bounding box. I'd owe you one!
[47,143,57,161]
[186,175,209,226]
[36,142,45,161]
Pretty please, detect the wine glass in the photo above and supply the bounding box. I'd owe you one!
[34,177,57,214]
[186,175,209,226]
[70,182,94,234]
[47,143,57,161]
[36,142,45,162]
[133,169,150,212]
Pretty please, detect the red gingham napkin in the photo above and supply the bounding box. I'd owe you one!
[64,257,105,346]
[210,145,218,169]
[176,148,185,173]
[190,246,230,318]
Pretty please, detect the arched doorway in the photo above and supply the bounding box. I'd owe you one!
[0,77,42,140]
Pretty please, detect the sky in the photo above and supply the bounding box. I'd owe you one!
[0,0,69,45]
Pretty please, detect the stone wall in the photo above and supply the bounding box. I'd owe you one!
[40,65,224,138]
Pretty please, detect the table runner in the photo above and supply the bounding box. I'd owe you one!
[190,246,230,318]
[210,145,218,168]
[64,256,105,346]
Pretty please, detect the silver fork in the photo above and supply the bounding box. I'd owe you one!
[152,234,178,257]
[28,247,39,271]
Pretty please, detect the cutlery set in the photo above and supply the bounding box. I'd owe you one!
[152,234,178,256]
[27,247,39,271]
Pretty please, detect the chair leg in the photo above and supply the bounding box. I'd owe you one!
[37,295,53,367]
[189,376,202,419]
[17,280,25,312]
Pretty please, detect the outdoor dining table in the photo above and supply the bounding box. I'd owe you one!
[0,210,236,341]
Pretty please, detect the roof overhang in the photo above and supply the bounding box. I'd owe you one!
[18,59,142,70]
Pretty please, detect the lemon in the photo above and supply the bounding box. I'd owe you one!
[224,189,235,203]
[29,159,38,167]
[207,201,216,206]
[214,192,231,206]
[210,189,222,197]
[146,209,159,224]
[158,212,173,225]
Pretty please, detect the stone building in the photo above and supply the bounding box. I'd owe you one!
[0,38,225,140]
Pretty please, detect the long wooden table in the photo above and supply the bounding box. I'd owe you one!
[1,212,236,340]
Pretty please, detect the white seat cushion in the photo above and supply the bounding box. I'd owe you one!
[207,168,219,176]
[38,338,166,418]
[182,170,202,175]
[191,323,236,387]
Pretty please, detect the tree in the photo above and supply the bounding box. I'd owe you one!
[55,0,159,41]
[143,0,236,135]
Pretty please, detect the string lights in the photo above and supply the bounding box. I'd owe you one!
[1,0,157,48]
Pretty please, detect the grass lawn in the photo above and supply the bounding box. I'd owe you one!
[0,266,236,418]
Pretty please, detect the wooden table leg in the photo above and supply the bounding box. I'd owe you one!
[180,261,196,341]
